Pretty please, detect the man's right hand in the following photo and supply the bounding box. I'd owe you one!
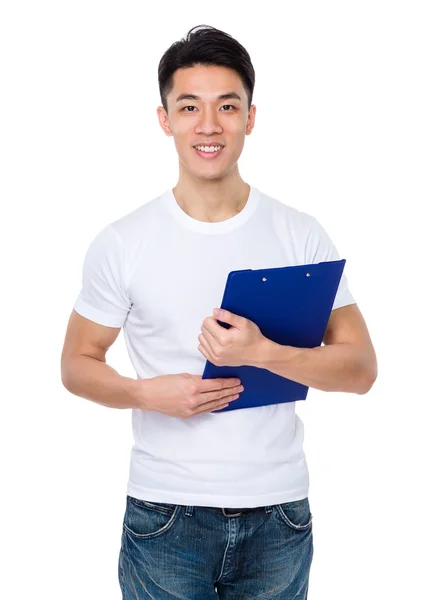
[137,373,244,418]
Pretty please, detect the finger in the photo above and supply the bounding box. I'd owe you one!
[197,376,241,391]
[198,332,216,357]
[191,375,241,387]
[213,308,244,330]
[197,384,243,406]
[197,342,211,364]
[193,391,241,415]
[202,319,226,344]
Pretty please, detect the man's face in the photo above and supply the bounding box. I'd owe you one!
[157,64,256,181]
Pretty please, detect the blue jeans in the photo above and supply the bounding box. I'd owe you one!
[118,494,313,599]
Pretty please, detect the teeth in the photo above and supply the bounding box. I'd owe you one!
[195,145,223,152]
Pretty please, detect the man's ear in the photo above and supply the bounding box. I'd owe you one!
[157,106,173,137]
[246,104,256,135]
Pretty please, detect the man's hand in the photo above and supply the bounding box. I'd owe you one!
[198,308,265,367]
[140,373,243,418]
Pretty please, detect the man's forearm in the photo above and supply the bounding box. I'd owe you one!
[253,338,376,395]
[62,355,146,409]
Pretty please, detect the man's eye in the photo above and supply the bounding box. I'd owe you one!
[181,105,236,112]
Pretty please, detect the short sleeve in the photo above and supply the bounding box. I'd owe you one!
[305,217,356,311]
[73,224,132,327]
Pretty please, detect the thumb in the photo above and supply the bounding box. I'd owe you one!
[213,308,243,329]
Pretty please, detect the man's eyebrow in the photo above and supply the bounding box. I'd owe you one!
[175,92,242,103]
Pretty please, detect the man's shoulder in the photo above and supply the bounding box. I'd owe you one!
[259,189,317,229]
[108,191,166,245]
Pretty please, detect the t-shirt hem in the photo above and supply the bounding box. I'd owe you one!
[126,482,309,508]
[73,297,126,328]
[332,297,357,311]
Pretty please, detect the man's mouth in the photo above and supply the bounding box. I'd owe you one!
[193,145,225,159]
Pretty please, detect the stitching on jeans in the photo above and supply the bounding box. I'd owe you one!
[123,504,181,539]
[276,504,313,530]
[216,522,232,583]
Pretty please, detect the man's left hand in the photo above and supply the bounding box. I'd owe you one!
[198,308,265,367]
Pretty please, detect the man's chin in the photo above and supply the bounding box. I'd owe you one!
[181,162,236,181]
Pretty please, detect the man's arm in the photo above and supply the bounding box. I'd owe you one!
[253,304,378,395]
[61,310,143,409]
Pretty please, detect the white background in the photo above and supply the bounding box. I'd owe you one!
[1,1,424,598]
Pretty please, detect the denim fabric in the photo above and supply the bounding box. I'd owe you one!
[118,494,313,599]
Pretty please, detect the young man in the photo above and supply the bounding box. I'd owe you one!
[61,25,377,600]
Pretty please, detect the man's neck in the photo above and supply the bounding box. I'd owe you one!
[172,176,250,223]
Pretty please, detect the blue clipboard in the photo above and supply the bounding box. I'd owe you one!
[201,259,347,412]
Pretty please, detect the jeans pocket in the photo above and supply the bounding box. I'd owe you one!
[275,497,313,531]
[123,495,181,539]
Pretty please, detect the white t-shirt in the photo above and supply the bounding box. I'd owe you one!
[73,185,356,508]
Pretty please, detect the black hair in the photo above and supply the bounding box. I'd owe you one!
[158,24,255,113]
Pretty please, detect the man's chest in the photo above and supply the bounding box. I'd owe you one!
[127,231,299,338]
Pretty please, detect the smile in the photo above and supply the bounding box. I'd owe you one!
[193,145,225,159]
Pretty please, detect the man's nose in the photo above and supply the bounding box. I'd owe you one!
[195,106,222,134]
